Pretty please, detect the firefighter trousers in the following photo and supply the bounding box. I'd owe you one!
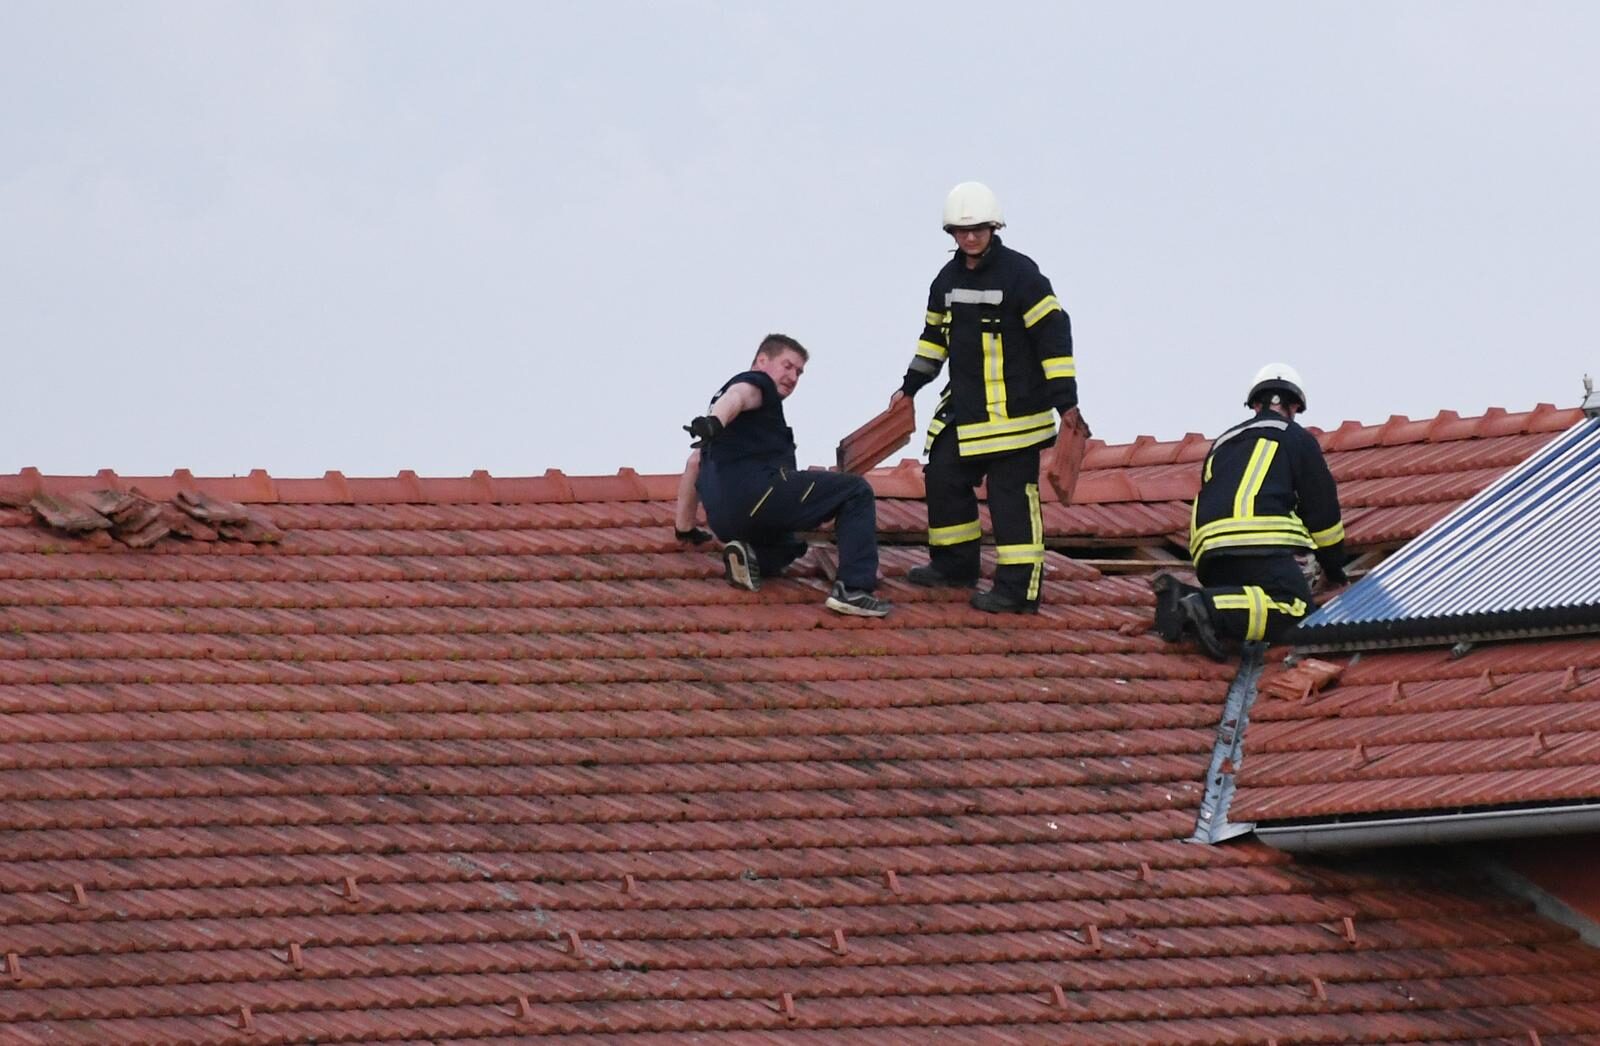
[924,430,1046,605]
[1196,553,1312,644]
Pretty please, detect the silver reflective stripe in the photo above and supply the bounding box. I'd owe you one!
[1209,417,1288,454]
[909,357,941,376]
[945,288,1004,306]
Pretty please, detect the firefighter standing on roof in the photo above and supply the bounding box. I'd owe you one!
[1152,364,1348,658]
[891,182,1079,614]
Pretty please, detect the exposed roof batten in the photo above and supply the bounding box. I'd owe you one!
[1296,414,1600,651]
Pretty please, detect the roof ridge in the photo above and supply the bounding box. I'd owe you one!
[1,405,1582,507]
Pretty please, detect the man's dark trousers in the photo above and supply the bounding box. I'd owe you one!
[699,462,880,590]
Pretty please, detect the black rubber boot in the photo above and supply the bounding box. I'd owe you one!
[970,588,1038,615]
[908,564,979,589]
[1150,573,1201,643]
[1179,593,1228,661]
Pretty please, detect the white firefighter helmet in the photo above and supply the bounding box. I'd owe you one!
[942,181,1005,231]
[1246,363,1307,411]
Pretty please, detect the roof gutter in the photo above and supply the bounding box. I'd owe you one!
[1255,802,1600,854]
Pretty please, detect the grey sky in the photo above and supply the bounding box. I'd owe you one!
[4,2,1596,479]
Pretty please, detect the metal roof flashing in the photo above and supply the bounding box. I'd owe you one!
[1293,413,1600,654]
[1255,801,1600,855]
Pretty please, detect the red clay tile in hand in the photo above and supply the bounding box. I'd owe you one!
[1046,407,1091,502]
[837,398,915,475]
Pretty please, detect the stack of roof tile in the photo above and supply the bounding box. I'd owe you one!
[2,405,1600,1042]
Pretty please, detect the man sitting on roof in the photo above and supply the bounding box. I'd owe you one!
[681,334,891,618]
[1152,363,1347,659]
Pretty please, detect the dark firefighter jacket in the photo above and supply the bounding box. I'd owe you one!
[899,237,1077,458]
[1190,409,1346,570]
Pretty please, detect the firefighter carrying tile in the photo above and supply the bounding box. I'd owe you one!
[891,182,1079,614]
[678,334,891,617]
[1153,364,1348,659]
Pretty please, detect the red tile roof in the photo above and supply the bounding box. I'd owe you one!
[868,403,1588,552]
[1235,637,1600,824]
[3,405,1600,1042]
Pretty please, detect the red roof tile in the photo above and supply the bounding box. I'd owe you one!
[1235,639,1600,823]
[4,405,1600,1042]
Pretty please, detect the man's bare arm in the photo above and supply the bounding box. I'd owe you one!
[674,450,707,540]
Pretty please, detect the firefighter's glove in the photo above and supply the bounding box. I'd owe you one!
[675,526,713,545]
[684,415,724,448]
[1318,552,1349,587]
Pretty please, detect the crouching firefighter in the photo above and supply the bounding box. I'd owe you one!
[685,334,891,618]
[890,181,1079,614]
[1153,363,1347,659]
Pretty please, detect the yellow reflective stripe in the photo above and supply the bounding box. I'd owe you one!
[915,339,948,361]
[924,392,952,453]
[1027,481,1043,599]
[956,409,1056,440]
[1310,521,1345,547]
[1232,439,1278,519]
[1246,587,1267,641]
[749,487,773,517]
[1192,515,1312,543]
[1023,295,1061,328]
[801,482,815,503]
[924,309,943,326]
[957,427,1056,457]
[929,519,982,546]
[1210,590,1265,641]
[982,331,1007,418]
[1204,455,1213,483]
[995,544,1045,565]
[1272,596,1308,619]
[1041,355,1076,380]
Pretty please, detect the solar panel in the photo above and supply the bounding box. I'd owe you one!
[1295,415,1600,650]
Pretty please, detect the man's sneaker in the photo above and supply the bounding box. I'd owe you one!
[1149,572,1200,643]
[1179,593,1228,661]
[825,581,891,617]
[970,588,1038,615]
[907,564,979,588]
[721,541,761,591]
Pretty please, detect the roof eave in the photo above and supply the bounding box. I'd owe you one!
[1255,802,1600,854]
